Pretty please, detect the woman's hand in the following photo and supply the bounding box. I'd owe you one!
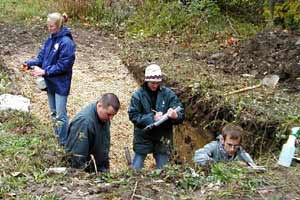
[21,63,28,72]
[167,108,178,119]
[31,66,45,76]
[154,112,163,121]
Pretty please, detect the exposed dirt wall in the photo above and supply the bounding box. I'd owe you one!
[121,29,300,160]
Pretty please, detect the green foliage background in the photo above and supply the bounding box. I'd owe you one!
[272,1,300,30]
[0,0,299,43]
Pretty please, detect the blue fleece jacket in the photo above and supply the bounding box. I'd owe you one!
[25,27,76,96]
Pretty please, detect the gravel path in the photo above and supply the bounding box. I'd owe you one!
[4,26,152,172]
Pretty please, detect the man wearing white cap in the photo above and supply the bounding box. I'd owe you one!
[128,64,185,170]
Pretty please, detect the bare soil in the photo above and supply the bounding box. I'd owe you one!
[211,29,300,89]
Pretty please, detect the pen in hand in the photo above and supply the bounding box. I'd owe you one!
[151,109,158,113]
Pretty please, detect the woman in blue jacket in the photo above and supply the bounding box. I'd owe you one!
[24,12,76,145]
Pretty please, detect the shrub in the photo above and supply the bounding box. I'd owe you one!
[273,1,300,30]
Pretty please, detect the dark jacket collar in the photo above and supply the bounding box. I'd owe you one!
[92,102,105,124]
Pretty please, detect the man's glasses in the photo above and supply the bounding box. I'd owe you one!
[225,143,240,149]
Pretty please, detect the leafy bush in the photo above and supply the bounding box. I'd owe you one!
[125,0,261,46]
[187,0,221,17]
[181,0,264,24]
[272,1,300,30]
[218,0,264,18]
[126,0,191,38]
[54,0,105,22]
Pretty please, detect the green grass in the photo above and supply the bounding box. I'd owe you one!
[0,110,66,198]
[0,176,28,196]
[0,71,12,94]
[126,1,191,38]
[0,0,263,48]
[124,1,263,49]
[0,0,51,23]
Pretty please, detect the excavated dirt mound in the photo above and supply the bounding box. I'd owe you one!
[210,29,300,90]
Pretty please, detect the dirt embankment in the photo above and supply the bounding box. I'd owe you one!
[210,29,300,90]
[121,28,300,160]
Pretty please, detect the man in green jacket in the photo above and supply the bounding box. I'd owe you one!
[65,93,120,172]
[193,124,255,166]
[128,64,185,170]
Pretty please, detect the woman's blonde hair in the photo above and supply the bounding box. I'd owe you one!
[47,12,68,29]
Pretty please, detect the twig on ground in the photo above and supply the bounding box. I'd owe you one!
[258,191,267,200]
[131,181,138,200]
[260,185,287,190]
[133,194,154,200]
[226,16,239,36]
[90,154,98,174]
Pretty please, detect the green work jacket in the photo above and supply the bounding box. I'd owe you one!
[128,84,184,155]
[65,103,110,172]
